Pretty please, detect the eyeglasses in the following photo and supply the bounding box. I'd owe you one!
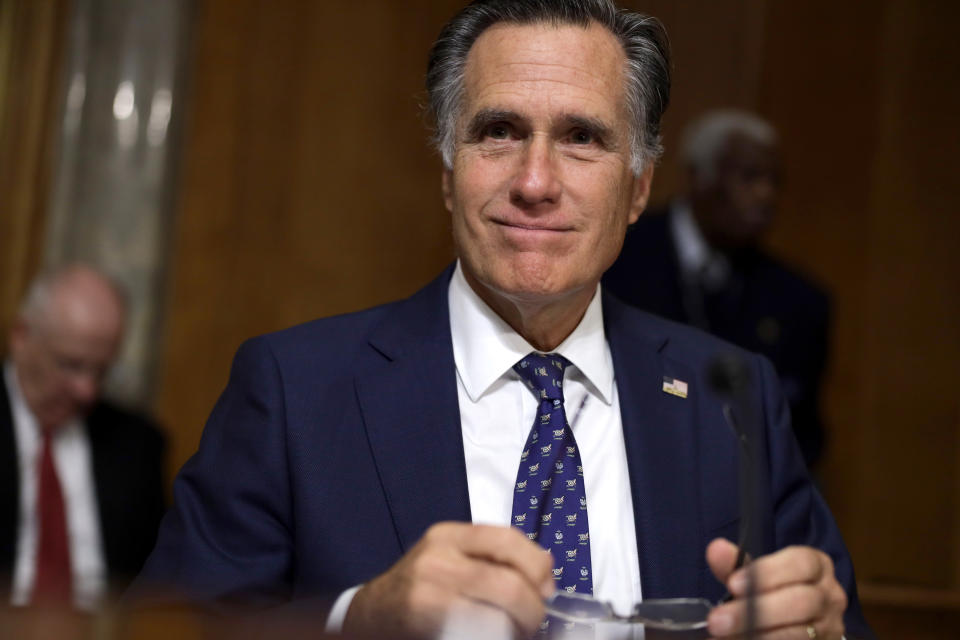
[544,510,747,630]
[545,591,714,631]
[543,398,757,632]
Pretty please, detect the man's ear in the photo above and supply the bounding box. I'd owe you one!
[8,316,30,360]
[627,163,655,225]
[441,168,454,213]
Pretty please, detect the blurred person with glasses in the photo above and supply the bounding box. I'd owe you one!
[1,265,165,611]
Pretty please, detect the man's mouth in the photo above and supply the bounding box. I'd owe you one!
[492,219,573,233]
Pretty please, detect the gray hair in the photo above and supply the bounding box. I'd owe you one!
[19,264,128,328]
[681,109,778,183]
[426,0,671,175]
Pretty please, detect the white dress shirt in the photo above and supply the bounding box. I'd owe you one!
[449,262,643,617]
[5,362,107,611]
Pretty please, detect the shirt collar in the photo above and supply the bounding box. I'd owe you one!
[448,261,614,405]
[4,359,82,441]
[670,200,710,275]
[670,200,731,287]
[5,359,40,448]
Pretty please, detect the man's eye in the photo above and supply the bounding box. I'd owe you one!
[55,356,86,374]
[569,129,595,145]
[484,123,511,140]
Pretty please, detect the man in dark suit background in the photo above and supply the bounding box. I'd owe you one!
[604,110,830,469]
[1,264,165,610]
[135,2,869,638]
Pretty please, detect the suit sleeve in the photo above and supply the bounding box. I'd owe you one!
[130,337,295,608]
[753,354,874,639]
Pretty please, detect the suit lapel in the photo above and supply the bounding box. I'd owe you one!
[86,418,121,575]
[355,267,471,552]
[604,295,703,599]
[0,377,19,575]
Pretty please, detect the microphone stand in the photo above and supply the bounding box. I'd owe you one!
[709,353,763,640]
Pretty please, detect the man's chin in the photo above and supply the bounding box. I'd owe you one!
[489,276,593,309]
[39,408,83,431]
[462,256,596,310]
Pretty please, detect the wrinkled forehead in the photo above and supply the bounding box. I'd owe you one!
[460,21,630,120]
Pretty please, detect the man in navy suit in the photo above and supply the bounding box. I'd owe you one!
[136,1,871,638]
[604,110,830,469]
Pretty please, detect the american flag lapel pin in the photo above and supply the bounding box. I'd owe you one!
[662,375,688,399]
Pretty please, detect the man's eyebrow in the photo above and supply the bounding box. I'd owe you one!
[464,108,522,139]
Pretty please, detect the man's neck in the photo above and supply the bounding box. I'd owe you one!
[5,362,72,434]
[461,268,595,352]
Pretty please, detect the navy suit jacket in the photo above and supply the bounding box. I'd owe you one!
[136,266,872,637]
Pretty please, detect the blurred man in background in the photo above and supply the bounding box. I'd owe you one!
[604,110,830,469]
[1,264,165,610]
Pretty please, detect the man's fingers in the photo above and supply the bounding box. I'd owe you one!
[708,624,843,640]
[456,556,548,636]
[345,523,554,639]
[417,523,554,636]
[431,522,555,598]
[708,583,827,633]
[706,537,741,584]
[707,543,846,639]
[726,546,833,597]
[707,580,846,638]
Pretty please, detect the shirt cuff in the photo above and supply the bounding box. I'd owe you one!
[324,584,363,633]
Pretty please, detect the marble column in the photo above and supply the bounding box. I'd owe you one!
[44,0,194,408]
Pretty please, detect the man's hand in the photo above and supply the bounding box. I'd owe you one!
[706,539,847,639]
[343,522,555,639]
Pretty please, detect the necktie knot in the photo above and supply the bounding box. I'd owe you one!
[513,353,569,402]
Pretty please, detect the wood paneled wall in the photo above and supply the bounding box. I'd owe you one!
[758,0,960,596]
[155,1,960,633]
[155,0,466,474]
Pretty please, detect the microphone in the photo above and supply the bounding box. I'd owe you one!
[708,352,752,397]
[709,352,761,640]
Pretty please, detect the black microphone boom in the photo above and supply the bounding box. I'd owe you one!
[709,351,762,640]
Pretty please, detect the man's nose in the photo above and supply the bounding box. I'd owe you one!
[69,372,100,406]
[752,176,778,206]
[510,136,561,206]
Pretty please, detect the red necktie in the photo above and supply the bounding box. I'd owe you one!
[32,431,72,606]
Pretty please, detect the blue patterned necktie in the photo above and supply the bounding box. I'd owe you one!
[511,353,593,598]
